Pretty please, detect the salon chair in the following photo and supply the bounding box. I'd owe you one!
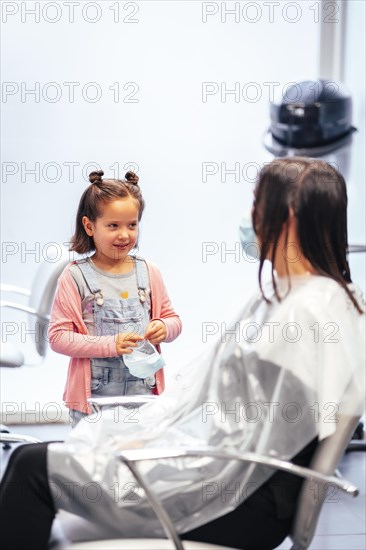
[0,246,70,367]
[0,430,43,453]
[0,246,70,368]
[51,402,360,550]
[289,414,361,549]
[0,247,70,445]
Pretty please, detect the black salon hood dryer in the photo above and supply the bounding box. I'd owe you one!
[263,79,357,158]
[263,78,364,256]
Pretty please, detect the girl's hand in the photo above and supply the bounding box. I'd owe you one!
[115,332,143,355]
[144,320,167,345]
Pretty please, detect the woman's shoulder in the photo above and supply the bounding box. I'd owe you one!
[296,275,363,305]
[280,275,365,324]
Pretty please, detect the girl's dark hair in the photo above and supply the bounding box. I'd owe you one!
[70,170,144,254]
[252,157,362,313]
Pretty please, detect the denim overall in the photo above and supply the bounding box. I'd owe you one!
[70,257,154,427]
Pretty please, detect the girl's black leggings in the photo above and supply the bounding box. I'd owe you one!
[0,440,316,550]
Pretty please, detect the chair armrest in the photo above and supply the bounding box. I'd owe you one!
[116,446,359,550]
[0,432,42,444]
[0,284,31,296]
[0,300,49,321]
[118,447,359,496]
[88,396,158,407]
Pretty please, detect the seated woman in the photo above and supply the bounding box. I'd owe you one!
[0,158,364,550]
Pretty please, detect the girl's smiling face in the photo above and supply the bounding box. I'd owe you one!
[82,197,140,269]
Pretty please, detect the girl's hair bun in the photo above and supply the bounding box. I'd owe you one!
[125,171,139,185]
[89,170,104,184]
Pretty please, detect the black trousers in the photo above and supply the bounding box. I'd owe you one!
[0,439,317,550]
[0,443,56,550]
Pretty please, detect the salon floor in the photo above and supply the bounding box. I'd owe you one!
[1,423,365,550]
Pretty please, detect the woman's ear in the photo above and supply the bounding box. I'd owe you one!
[82,216,94,237]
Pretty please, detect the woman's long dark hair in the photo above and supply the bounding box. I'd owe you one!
[252,157,362,313]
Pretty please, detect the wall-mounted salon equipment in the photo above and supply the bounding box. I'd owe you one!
[263,79,365,256]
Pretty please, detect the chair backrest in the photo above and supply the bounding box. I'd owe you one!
[28,246,70,356]
[290,414,360,549]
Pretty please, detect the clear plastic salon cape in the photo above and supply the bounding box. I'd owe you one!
[48,275,365,539]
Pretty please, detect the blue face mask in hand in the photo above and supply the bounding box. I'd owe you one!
[124,340,166,379]
[239,213,260,260]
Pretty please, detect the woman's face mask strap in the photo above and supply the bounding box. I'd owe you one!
[239,215,260,260]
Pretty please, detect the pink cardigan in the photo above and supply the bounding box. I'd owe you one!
[49,260,182,414]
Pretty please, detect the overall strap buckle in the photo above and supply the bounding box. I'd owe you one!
[134,256,149,305]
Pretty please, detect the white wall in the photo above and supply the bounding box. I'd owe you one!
[1,1,364,422]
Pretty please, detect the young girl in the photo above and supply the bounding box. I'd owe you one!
[48,170,182,426]
[1,159,364,550]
